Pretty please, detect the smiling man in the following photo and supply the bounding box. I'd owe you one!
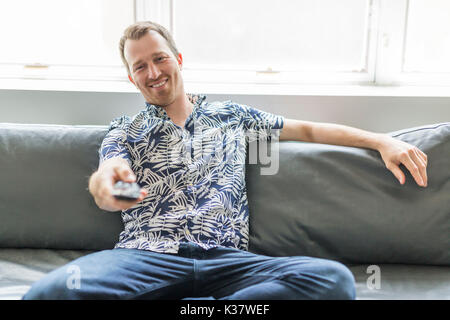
[23,21,428,300]
[124,30,189,127]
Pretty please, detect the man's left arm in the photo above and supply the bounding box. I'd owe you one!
[279,119,428,187]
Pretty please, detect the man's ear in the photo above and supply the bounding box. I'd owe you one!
[128,74,135,85]
[177,53,183,70]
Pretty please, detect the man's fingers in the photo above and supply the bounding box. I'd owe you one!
[379,137,430,188]
[418,149,428,167]
[140,188,148,198]
[400,151,426,187]
[387,163,405,185]
[413,149,428,186]
[96,177,145,212]
[110,188,148,211]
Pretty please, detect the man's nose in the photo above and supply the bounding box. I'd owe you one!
[147,64,161,80]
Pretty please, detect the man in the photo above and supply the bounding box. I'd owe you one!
[23,21,427,300]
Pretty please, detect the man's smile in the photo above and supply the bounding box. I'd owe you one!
[148,78,168,89]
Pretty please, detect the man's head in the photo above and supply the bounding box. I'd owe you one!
[120,21,185,107]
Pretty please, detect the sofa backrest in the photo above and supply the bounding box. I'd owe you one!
[247,122,450,266]
[0,123,122,250]
[0,122,448,265]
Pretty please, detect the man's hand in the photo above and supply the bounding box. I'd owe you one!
[88,157,148,211]
[376,135,428,187]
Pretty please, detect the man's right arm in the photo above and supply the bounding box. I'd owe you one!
[88,157,148,212]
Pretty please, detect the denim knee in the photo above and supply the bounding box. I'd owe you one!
[277,258,356,300]
[320,260,356,300]
[22,266,80,300]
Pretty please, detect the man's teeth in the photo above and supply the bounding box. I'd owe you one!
[151,80,167,88]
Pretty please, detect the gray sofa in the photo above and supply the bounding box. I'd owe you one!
[0,121,449,300]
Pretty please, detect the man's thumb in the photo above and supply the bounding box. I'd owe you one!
[124,171,136,182]
[115,166,136,182]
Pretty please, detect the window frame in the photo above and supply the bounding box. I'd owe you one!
[1,0,450,93]
[374,0,450,86]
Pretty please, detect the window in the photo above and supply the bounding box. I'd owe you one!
[1,0,450,93]
[399,0,450,85]
[374,0,450,86]
[144,0,450,89]
[404,1,450,73]
[0,0,134,86]
[175,0,370,73]
[172,0,375,85]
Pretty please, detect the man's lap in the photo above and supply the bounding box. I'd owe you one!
[22,243,355,300]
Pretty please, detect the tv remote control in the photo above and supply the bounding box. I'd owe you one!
[112,181,141,201]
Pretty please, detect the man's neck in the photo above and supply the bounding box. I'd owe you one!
[164,93,193,128]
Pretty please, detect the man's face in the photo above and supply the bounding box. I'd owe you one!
[124,30,183,107]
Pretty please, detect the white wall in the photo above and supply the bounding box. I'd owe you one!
[1,89,449,133]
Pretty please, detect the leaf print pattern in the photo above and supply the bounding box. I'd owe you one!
[99,94,284,253]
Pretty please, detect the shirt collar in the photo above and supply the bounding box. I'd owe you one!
[145,93,206,119]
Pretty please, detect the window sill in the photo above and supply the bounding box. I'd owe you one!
[0,78,138,93]
[1,78,450,98]
[186,82,450,97]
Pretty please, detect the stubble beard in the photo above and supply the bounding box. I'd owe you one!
[142,78,176,107]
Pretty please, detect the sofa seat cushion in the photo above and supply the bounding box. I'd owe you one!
[0,249,90,300]
[348,264,450,300]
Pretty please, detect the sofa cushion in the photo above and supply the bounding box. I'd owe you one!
[348,264,450,300]
[247,122,450,265]
[0,123,123,250]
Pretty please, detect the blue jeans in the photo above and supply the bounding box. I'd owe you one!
[23,242,355,300]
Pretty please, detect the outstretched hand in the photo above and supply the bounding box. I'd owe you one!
[377,135,428,187]
[88,157,148,211]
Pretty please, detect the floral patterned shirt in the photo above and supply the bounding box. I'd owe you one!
[99,94,284,253]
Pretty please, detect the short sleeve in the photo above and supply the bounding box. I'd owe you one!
[234,103,284,142]
[98,115,133,167]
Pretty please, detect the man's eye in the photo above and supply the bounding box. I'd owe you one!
[156,57,166,62]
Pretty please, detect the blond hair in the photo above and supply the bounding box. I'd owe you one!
[119,21,179,75]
